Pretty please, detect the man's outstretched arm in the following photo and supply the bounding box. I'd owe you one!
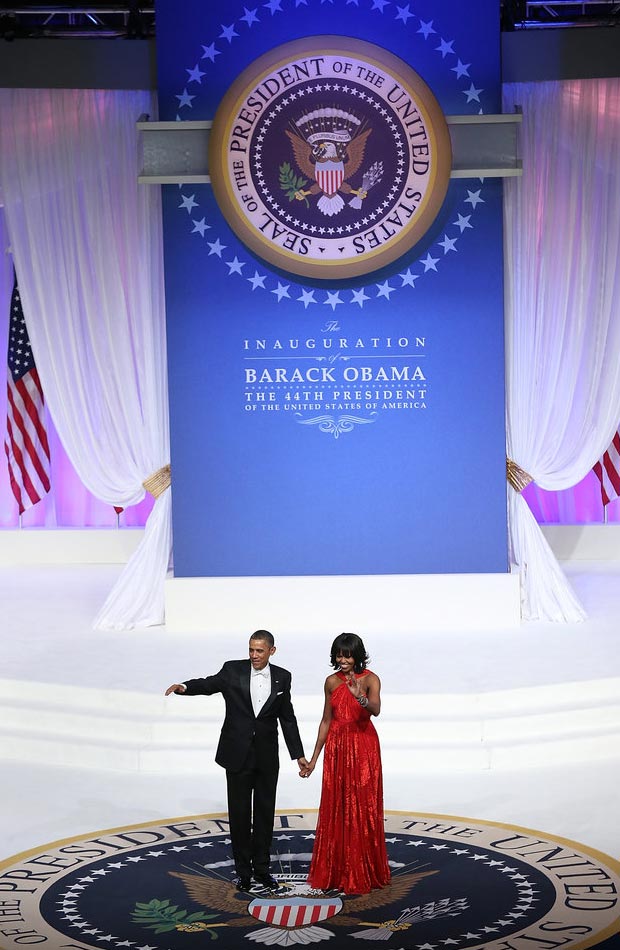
[165,668,227,696]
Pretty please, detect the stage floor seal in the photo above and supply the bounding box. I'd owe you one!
[0,811,619,950]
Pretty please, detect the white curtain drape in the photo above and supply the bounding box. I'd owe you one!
[0,88,170,628]
[504,79,620,620]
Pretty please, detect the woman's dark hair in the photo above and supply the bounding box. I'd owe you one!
[330,633,369,673]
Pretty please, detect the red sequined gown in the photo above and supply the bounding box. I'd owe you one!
[307,670,391,894]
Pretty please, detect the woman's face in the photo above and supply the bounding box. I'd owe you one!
[335,651,355,674]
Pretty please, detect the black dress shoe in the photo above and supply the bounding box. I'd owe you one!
[253,872,278,889]
[235,877,253,893]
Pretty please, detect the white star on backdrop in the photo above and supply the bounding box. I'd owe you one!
[465,189,485,208]
[376,281,395,300]
[207,238,226,257]
[453,213,473,232]
[175,89,195,109]
[418,19,435,38]
[201,43,220,61]
[324,291,343,310]
[186,64,205,83]
[464,83,483,103]
[241,6,260,25]
[191,218,210,236]
[248,272,267,290]
[219,23,239,42]
[350,288,370,307]
[395,3,414,22]
[400,268,419,287]
[436,38,455,57]
[298,289,317,308]
[226,256,245,275]
[439,234,458,253]
[179,194,198,213]
[421,252,439,272]
[272,282,291,301]
[452,59,471,78]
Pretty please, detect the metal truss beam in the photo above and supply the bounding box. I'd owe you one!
[0,5,155,39]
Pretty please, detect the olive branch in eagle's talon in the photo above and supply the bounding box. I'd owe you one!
[279,162,310,207]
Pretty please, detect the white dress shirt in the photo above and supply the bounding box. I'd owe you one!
[250,664,271,716]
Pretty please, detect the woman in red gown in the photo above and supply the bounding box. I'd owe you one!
[302,633,391,894]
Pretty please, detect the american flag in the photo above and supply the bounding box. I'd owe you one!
[4,273,51,514]
[593,429,620,506]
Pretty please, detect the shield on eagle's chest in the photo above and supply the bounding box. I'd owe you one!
[248,894,342,928]
[315,161,345,197]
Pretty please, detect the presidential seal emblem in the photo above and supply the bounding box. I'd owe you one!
[2,811,620,950]
[208,37,452,279]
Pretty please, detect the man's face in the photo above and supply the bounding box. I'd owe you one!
[249,638,276,670]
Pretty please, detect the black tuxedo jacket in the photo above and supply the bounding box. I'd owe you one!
[182,659,304,773]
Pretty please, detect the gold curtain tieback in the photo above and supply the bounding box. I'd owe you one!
[506,458,534,493]
[142,463,171,499]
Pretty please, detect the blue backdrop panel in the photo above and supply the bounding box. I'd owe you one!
[156,0,508,577]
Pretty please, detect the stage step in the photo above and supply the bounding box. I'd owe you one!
[1,677,619,774]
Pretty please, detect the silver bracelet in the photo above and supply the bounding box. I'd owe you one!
[357,694,369,707]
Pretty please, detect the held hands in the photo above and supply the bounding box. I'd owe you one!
[298,757,315,778]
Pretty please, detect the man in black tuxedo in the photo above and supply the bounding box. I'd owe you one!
[165,630,308,892]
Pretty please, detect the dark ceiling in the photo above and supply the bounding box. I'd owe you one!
[0,0,618,40]
[0,3,155,39]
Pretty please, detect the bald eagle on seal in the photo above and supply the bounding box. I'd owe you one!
[285,124,372,216]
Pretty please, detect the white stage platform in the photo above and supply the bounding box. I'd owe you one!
[164,571,521,634]
[1,528,620,869]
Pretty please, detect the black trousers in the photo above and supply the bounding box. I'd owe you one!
[226,745,279,880]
